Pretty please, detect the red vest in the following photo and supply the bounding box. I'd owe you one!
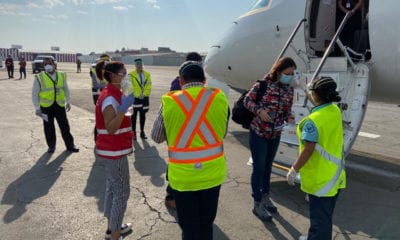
[95,84,133,159]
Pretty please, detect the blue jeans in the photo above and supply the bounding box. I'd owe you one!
[249,129,281,202]
[308,191,340,240]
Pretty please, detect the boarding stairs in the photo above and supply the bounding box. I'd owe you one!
[271,13,371,171]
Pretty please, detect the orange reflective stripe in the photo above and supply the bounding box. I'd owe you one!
[167,88,224,163]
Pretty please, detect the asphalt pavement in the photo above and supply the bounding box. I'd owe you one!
[0,63,399,240]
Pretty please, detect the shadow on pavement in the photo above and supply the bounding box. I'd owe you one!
[1,151,72,223]
[133,139,166,187]
[213,224,230,240]
[83,149,106,212]
[270,180,400,239]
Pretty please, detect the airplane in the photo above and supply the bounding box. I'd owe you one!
[203,0,399,173]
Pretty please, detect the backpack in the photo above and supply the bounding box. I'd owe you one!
[232,80,267,129]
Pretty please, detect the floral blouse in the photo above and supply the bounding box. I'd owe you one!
[243,76,294,139]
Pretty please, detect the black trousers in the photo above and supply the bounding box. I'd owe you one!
[308,191,340,240]
[41,103,75,149]
[131,108,146,132]
[19,67,26,79]
[7,66,14,78]
[174,185,221,240]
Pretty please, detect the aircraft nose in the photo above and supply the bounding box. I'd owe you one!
[204,45,224,80]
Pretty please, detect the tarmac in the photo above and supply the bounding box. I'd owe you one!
[0,63,399,240]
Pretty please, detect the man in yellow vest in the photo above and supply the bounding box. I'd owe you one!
[129,58,152,140]
[32,57,79,153]
[151,61,229,240]
[287,76,345,240]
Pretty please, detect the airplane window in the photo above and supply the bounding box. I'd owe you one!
[248,0,270,11]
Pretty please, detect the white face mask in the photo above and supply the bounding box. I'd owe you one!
[121,75,133,96]
[44,64,54,73]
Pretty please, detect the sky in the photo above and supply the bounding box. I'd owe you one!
[0,0,255,54]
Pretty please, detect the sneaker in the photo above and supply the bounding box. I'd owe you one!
[105,223,132,239]
[66,146,79,153]
[298,235,308,240]
[262,194,277,213]
[252,201,272,221]
[47,147,55,153]
[140,132,147,139]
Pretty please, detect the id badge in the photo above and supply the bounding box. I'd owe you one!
[194,163,202,170]
[346,2,351,9]
[55,88,61,95]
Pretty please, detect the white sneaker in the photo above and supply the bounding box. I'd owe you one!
[105,223,132,239]
[253,201,272,221]
[298,235,308,240]
[262,194,277,213]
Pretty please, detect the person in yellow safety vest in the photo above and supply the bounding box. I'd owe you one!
[91,54,110,105]
[129,58,152,140]
[91,54,110,142]
[287,76,346,240]
[32,57,79,154]
[151,61,229,240]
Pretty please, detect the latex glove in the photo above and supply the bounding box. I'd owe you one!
[65,103,71,112]
[35,109,42,117]
[118,93,135,113]
[286,166,297,186]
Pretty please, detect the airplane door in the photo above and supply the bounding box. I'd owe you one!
[305,0,337,57]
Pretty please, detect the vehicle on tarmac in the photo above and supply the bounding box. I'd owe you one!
[32,55,57,73]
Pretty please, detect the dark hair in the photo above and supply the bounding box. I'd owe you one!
[179,61,205,83]
[43,57,55,64]
[95,61,124,82]
[186,52,202,62]
[268,57,297,82]
[311,76,342,103]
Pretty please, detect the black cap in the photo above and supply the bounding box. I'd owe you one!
[134,58,142,64]
[179,61,205,82]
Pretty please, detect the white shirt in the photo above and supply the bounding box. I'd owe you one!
[32,71,71,110]
[102,96,119,113]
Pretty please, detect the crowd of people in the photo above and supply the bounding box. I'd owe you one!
[26,52,345,240]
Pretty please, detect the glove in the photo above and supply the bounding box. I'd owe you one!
[65,103,71,112]
[286,166,297,186]
[118,93,135,113]
[35,109,42,117]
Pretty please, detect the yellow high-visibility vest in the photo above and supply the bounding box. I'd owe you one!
[162,86,229,191]
[36,71,67,107]
[129,70,151,98]
[297,103,346,196]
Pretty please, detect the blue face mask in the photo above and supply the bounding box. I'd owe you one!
[280,73,293,85]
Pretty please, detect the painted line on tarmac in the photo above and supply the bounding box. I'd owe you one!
[358,131,380,139]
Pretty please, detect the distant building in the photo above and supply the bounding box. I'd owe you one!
[158,47,173,52]
[0,47,78,62]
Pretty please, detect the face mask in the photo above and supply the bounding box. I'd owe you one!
[121,75,133,96]
[44,64,54,73]
[280,73,293,85]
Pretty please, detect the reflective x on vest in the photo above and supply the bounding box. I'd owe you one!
[168,88,223,163]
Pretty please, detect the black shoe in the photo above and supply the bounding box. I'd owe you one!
[47,147,56,153]
[67,146,79,152]
[140,132,147,139]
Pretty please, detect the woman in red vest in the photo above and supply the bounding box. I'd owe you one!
[95,60,134,240]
